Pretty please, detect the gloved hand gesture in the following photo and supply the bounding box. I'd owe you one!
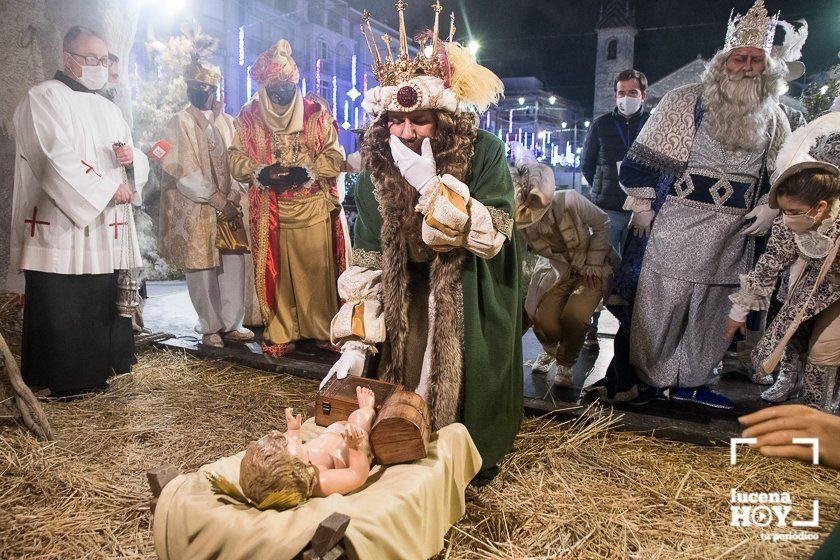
[388,135,438,192]
[742,204,778,237]
[630,209,655,237]
[319,346,366,390]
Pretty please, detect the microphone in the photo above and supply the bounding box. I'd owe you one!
[147,140,171,161]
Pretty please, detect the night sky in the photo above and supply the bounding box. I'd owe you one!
[352,0,839,111]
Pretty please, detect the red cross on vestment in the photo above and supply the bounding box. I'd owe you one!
[108,209,128,240]
[24,207,50,237]
[81,159,102,178]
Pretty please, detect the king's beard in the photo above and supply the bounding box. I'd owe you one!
[700,52,783,153]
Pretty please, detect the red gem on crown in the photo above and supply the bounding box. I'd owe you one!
[396,85,419,108]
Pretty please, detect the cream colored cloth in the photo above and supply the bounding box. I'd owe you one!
[153,421,481,560]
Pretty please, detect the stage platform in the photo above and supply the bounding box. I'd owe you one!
[145,280,769,446]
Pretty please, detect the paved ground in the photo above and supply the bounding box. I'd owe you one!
[144,280,769,444]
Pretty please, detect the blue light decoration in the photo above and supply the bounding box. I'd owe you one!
[301,78,307,96]
[508,109,514,134]
[238,27,245,66]
[484,110,490,129]
[315,59,321,95]
[354,106,359,129]
[347,54,360,101]
[246,65,252,96]
[342,100,351,130]
[496,129,503,140]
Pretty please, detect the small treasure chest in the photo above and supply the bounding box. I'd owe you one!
[315,376,402,427]
[369,391,431,465]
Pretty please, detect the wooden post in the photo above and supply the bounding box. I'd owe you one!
[147,464,180,513]
[298,512,350,560]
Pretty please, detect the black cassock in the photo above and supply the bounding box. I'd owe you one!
[21,270,135,396]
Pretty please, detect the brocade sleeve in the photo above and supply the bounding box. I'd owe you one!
[729,218,798,311]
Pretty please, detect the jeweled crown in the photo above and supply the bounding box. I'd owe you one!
[724,0,779,52]
[361,1,455,88]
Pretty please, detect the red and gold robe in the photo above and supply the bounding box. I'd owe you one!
[229,91,348,350]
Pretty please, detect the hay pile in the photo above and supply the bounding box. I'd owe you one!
[0,351,317,558]
[438,411,840,559]
[0,287,838,558]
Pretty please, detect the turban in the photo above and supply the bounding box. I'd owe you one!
[250,39,300,86]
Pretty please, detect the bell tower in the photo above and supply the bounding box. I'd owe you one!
[593,0,637,117]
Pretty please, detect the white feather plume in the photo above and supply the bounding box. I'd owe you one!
[774,111,840,175]
[777,19,808,62]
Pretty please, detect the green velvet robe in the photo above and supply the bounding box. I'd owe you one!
[351,130,523,471]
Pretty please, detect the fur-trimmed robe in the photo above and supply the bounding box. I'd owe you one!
[339,130,522,471]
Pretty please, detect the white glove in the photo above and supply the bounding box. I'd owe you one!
[630,210,655,237]
[319,347,366,390]
[742,203,778,237]
[388,135,438,192]
[346,151,363,173]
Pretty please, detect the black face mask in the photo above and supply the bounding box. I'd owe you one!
[188,89,213,109]
[266,85,296,106]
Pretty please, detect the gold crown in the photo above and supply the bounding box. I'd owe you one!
[724,0,779,52]
[361,1,456,87]
[184,57,221,86]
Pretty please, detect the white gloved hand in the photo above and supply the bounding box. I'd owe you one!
[630,210,655,237]
[388,135,438,192]
[346,151,363,173]
[742,203,778,236]
[319,347,366,390]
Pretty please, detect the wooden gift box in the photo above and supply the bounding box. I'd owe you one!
[315,376,402,427]
[370,391,430,465]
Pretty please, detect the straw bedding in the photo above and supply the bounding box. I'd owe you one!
[0,295,837,559]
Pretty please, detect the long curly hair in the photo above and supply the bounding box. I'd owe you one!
[360,110,477,241]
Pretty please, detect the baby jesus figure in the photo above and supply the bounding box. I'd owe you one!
[209,386,377,510]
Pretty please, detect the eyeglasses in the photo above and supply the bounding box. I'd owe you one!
[780,204,816,216]
[66,52,113,67]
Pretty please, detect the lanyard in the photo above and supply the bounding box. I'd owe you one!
[612,113,646,150]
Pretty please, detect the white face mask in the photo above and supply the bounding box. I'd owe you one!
[66,54,109,91]
[616,95,642,117]
[782,210,816,234]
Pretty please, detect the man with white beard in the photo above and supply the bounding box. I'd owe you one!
[606,0,790,409]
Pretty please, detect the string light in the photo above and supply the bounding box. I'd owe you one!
[246,65,252,96]
[315,59,322,95]
[332,75,337,115]
[238,27,245,66]
[301,78,307,96]
[347,54,360,100]
[354,106,359,129]
[342,100,351,130]
[362,73,368,95]
[508,109,514,133]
